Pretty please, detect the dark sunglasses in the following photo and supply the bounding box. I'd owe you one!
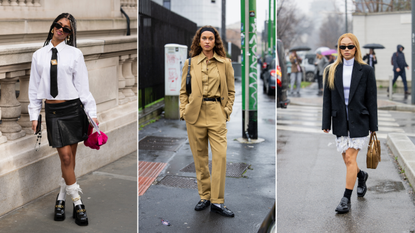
[53,22,72,34]
[339,45,356,50]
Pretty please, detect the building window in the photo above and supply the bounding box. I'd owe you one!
[163,0,171,10]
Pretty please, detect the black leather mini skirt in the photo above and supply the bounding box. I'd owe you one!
[45,98,89,148]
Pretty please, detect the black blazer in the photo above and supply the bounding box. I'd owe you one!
[322,62,378,137]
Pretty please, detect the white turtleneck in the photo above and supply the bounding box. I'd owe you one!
[343,57,354,120]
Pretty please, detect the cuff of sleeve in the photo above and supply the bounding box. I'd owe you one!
[88,113,97,118]
[29,111,41,121]
[30,115,39,122]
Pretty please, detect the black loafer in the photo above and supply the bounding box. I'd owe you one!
[54,194,65,221]
[73,204,88,226]
[211,204,235,217]
[335,197,350,214]
[195,199,210,211]
[357,170,369,197]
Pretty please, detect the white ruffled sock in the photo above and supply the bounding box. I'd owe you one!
[57,178,66,201]
[66,182,83,206]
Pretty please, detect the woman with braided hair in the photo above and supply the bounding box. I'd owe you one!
[28,13,98,226]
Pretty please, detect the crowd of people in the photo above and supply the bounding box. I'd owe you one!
[286,44,410,98]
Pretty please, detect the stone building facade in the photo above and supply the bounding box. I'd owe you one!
[0,0,137,216]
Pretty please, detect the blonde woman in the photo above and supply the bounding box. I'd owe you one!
[322,33,378,214]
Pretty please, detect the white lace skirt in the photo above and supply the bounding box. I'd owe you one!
[335,133,368,153]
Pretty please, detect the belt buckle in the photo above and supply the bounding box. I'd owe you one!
[51,59,58,65]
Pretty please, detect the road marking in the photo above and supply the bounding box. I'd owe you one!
[277,125,388,139]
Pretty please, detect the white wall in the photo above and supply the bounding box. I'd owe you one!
[353,11,411,86]
[171,0,222,29]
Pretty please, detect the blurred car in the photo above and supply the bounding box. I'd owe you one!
[263,58,276,96]
[260,54,274,80]
[257,202,275,233]
[277,39,290,108]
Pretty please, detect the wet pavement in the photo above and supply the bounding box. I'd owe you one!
[277,130,415,232]
[278,83,415,232]
[139,78,275,232]
[0,152,137,233]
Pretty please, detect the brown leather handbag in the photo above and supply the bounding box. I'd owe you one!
[367,132,381,169]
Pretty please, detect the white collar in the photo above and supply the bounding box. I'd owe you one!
[343,57,354,66]
[47,40,67,52]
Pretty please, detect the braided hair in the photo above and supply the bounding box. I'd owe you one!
[43,13,77,47]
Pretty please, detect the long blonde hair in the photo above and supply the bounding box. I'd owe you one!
[323,33,367,89]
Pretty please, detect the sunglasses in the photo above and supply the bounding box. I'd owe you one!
[339,45,356,50]
[53,22,72,34]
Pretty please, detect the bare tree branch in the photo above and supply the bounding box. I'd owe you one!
[353,0,411,12]
[277,1,313,50]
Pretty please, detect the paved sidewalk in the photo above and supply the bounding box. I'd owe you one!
[0,151,137,233]
[290,83,415,201]
[139,80,275,232]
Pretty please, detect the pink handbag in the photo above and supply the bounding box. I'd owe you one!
[84,125,108,150]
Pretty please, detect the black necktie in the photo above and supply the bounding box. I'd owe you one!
[50,48,58,98]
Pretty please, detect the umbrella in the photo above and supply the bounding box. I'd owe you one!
[363,43,385,49]
[289,46,311,52]
[321,49,337,56]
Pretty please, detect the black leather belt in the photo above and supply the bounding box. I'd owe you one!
[203,97,220,102]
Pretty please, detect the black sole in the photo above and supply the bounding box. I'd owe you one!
[211,209,235,217]
[75,219,89,226]
[54,215,65,221]
[335,209,350,214]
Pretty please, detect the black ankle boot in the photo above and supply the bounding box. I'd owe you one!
[54,194,65,221]
[73,203,88,226]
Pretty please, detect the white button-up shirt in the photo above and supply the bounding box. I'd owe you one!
[28,41,97,121]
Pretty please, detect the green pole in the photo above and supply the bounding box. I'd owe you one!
[268,0,272,55]
[241,0,258,139]
[273,0,276,55]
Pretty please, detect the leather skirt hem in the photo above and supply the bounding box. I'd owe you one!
[45,99,89,148]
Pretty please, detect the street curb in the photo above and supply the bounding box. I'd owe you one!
[139,100,164,125]
[386,133,415,189]
[379,105,415,112]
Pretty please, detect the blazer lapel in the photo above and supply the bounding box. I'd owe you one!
[195,54,203,95]
[216,57,226,99]
[348,62,363,104]
[334,64,345,103]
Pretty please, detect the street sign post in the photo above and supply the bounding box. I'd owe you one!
[241,0,258,139]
